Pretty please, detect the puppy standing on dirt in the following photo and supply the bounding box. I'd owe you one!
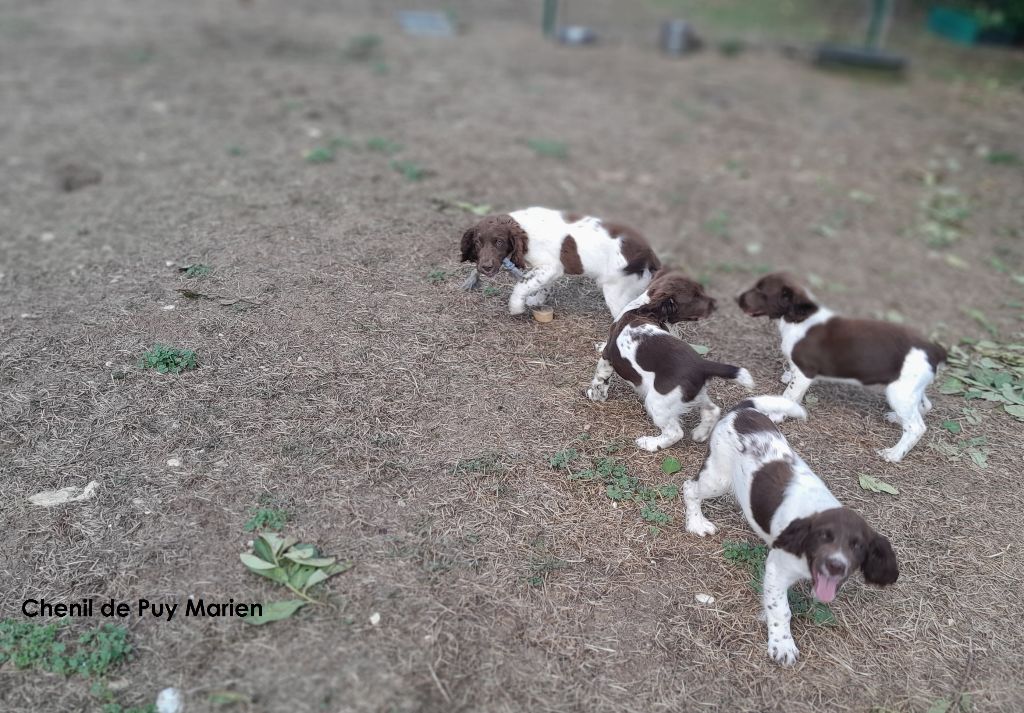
[587,270,754,451]
[737,273,947,462]
[683,396,899,665]
[460,207,661,317]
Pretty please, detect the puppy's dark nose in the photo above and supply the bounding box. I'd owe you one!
[824,557,846,577]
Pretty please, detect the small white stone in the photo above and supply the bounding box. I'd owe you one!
[156,687,183,713]
[40,232,55,243]
[151,100,168,114]
[369,612,381,626]
[695,593,716,605]
[306,126,323,138]
[162,304,176,310]
[166,458,182,468]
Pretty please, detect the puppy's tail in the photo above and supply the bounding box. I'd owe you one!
[702,361,755,390]
[732,395,808,422]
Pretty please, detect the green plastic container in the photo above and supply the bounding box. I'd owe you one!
[928,6,980,45]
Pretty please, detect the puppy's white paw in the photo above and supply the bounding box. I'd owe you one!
[781,370,793,384]
[587,386,608,402]
[884,411,901,424]
[525,291,547,307]
[877,447,904,463]
[686,517,717,537]
[691,424,713,442]
[767,637,800,666]
[508,296,527,315]
[594,341,606,353]
[635,436,662,452]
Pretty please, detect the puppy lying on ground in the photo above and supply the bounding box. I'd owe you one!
[684,396,899,665]
[737,272,947,462]
[460,207,661,317]
[587,270,754,451]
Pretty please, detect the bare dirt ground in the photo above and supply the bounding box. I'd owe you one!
[2,1,1024,711]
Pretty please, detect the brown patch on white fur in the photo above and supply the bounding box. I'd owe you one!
[559,235,584,275]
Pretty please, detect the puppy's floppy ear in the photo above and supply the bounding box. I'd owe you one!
[460,228,478,262]
[507,221,529,269]
[862,532,899,586]
[773,516,811,556]
[780,285,816,321]
[658,297,678,322]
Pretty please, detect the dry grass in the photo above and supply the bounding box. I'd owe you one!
[1,1,1024,711]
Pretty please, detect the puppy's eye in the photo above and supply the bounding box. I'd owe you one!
[821,530,834,543]
[850,538,862,550]
[497,240,505,248]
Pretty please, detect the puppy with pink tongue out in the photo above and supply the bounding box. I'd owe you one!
[683,397,899,665]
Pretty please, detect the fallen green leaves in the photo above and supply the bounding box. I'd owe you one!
[858,473,899,495]
[940,340,1024,422]
[239,533,352,624]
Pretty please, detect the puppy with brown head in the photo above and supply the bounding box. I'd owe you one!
[459,207,661,317]
[587,269,753,452]
[683,396,899,665]
[737,272,947,462]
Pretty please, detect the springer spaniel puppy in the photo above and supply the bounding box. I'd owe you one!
[460,207,661,317]
[737,273,947,462]
[587,270,754,451]
[684,396,899,665]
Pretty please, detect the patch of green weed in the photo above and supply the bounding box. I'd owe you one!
[427,269,447,284]
[451,453,505,476]
[244,507,288,533]
[525,139,568,159]
[0,619,132,677]
[391,160,427,181]
[722,540,836,626]
[343,34,382,61]
[366,137,403,155]
[548,448,580,470]
[182,263,212,278]
[483,285,501,297]
[139,345,197,374]
[985,150,1021,166]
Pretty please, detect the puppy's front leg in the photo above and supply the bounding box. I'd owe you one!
[781,367,813,407]
[763,548,803,666]
[587,358,614,402]
[509,266,559,315]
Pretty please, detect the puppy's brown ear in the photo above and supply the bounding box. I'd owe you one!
[658,296,678,322]
[773,517,811,556]
[507,222,529,269]
[781,286,816,321]
[862,533,899,586]
[460,228,478,262]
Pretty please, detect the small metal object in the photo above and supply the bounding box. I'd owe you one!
[660,20,701,55]
[557,25,597,46]
[397,11,455,38]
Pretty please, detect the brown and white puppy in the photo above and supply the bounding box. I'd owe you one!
[460,207,661,317]
[737,272,947,462]
[587,270,754,451]
[684,396,899,665]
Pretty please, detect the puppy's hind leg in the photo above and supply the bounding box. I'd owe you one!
[587,358,615,402]
[684,440,731,537]
[635,392,685,452]
[691,386,721,443]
